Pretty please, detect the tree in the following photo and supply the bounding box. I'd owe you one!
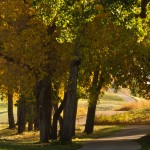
[0,0,149,143]
[7,90,15,129]
[78,11,149,133]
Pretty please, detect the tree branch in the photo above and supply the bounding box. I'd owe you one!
[140,0,149,18]
[0,51,48,75]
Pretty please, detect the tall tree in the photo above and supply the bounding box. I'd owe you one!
[7,90,15,129]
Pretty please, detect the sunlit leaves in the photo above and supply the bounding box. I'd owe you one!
[107,1,150,41]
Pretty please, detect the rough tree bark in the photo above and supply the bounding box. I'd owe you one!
[60,41,81,143]
[38,75,52,143]
[34,81,42,131]
[51,93,67,140]
[72,98,78,136]
[7,90,15,129]
[84,70,104,134]
[18,95,26,134]
[140,0,148,18]
[28,105,34,131]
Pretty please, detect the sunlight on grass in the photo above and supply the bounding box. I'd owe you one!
[0,101,8,112]
[116,99,150,111]
[77,93,125,117]
[0,124,82,150]
[73,125,123,141]
[95,108,150,125]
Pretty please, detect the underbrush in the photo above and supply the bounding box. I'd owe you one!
[95,108,150,125]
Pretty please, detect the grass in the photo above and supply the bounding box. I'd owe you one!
[0,101,17,123]
[74,125,123,140]
[137,134,150,150]
[77,93,125,117]
[0,123,123,150]
[0,124,82,150]
[116,99,150,111]
[95,108,150,125]
[0,141,82,150]
[0,101,8,112]
[97,93,124,111]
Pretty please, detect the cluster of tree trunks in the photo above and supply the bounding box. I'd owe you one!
[84,70,104,134]
[5,0,149,144]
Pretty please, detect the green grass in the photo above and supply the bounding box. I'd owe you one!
[0,124,123,150]
[137,134,150,150]
[0,101,17,123]
[77,93,125,116]
[0,101,8,112]
[0,123,124,150]
[74,125,123,140]
[95,108,150,125]
[0,124,82,150]
[97,93,124,111]
[0,141,82,150]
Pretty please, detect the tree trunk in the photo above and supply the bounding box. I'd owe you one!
[33,81,42,131]
[7,90,15,129]
[140,0,148,18]
[28,105,34,131]
[51,104,58,140]
[38,75,52,143]
[18,95,26,134]
[72,98,78,136]
[51,93,67,140]
[34,117,40,131]
[28,121,33,131]
[84,70,104,134]
[60,57,80,143]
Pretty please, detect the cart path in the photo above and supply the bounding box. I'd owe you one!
[78,125,150,150]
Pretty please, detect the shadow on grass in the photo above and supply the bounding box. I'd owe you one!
[74,125,123,140]
[137,134,150,150]
[0,140,82,150]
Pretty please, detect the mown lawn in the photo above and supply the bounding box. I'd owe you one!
[74,125,123,140]
[0,141,82,150]
[0,124,123,150]
[0,124,82,150]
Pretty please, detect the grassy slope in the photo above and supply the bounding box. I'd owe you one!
[97,93,124,111]
[95,108,150,125]
[77,93,125,117]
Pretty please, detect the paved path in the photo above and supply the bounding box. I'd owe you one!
[78,125,150,150]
